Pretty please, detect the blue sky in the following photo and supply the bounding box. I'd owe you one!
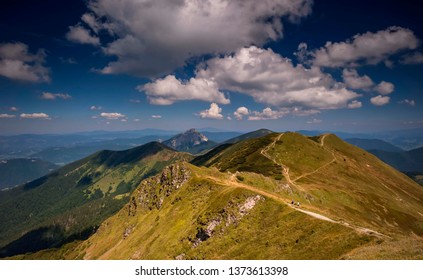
[0,0,422,134]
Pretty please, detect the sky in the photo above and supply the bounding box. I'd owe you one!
[0,0,422,134]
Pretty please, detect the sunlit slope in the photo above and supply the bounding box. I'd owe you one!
[191,134,283,179]
[10,132,423,259]
[64,163,374,260]
[291,133,423,237]
[194,132,423,237]
[0,142,191,257]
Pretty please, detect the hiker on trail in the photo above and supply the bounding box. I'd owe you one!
[297,202,300,207]
[291,199,294,204]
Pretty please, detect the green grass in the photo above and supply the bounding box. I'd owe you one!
[193,134,282,179]
[0,142,192,258]
[342,237,423,259]
[269,132,334,179]
[48,163,375,260]
[5,132,423,260]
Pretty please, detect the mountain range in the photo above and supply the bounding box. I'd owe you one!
[0,158,58,190]
[0,142,190,257]
[343,138,423,185]
[1,130,422,259]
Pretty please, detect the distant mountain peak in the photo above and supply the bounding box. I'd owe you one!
[183,128,208,142]
[163,129,216,153]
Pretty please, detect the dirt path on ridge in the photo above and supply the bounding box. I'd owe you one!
[255,133,389,238]
[207,174,389,238]
[293,134,337,182]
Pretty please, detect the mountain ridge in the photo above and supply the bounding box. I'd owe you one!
[0,141,191,257]
[0,158,58,190]
[12,131,423,259]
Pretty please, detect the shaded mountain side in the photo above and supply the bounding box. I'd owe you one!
[407,146,423,172]
[0,129,179,158]
[341,139,423,183]
[406,172,423,187]
[190,143,233,167]
[360,145,423,174]
[345,138,403,152]
[190,129,275,165]
[298,128,423,150]
[223,128,274,144]
[163,129,217,154]
[192,133,282,179]
[368,150,419,172]
[31,135,171,164]
[17,132,423,260]
[0,142,191,257]
[200,131,242,143]
[0,158,58,190]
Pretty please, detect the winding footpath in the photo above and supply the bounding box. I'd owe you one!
[260,133,300,190]
[256,133,389,238]
[207,172,388,238]
[293,134,337,182]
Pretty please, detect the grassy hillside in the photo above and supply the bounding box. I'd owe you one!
[24,163,375,260]
[6,132,423,259]
[0,142,191,257]
[345,138,403,152]
[195,132,423,237]
[192,133,282,179]
[223,129,274,144]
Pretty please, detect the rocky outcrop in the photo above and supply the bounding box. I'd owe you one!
[129,163,190,214]
[123,224,135,239]
[192,195,264,247]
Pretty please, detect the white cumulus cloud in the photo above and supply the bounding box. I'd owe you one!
[0,114,16,118]
[347,100,362,109]
[20,113,51,120]
[90,105,102,110]
[199,103,223,119]
[72,0,312,77]
[400,52,423,65]
[374,81,394,95]
[248,108,289,121]
[307,118,322,124]
[151,115,162,119]
[342,69,374,90]
[0,42,50,83]
[370,95,390,106]
[66,25,100,45]
[194,46,359,110]
[310,26,419,68]
[141,75,229,105]
[234,107,250,120]
[100,112,126,119]
[399,99,416,106]
[41,92,72,100]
